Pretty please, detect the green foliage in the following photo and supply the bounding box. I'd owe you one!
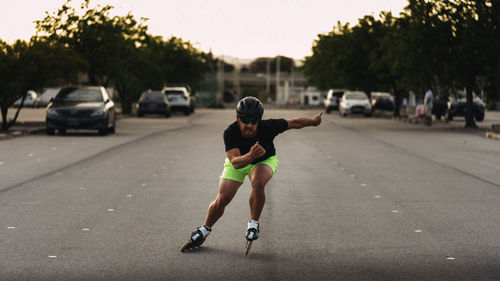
[246,87,270,103]
[304,0,500,126]
[249,56,295,73]
[33,0,211,114]
[0,39,85,130]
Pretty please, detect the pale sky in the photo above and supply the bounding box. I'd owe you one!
[0,0,407,60]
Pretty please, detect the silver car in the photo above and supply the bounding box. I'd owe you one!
[339,91,372,117]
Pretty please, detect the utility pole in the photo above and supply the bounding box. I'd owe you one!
[266,58,270,95]
[276,56,281,104]
[233,58,240,100]
[216,57,224,104]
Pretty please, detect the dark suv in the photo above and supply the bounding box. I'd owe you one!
[446,93,485,122]
[136,90,171,117]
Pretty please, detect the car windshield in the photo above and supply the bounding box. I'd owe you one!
[56,88,103,102]
[165,90,185,96]
[346,93,367,100]
[140,92,165,102]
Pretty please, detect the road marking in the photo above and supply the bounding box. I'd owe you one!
[392,210,399,213]
[141,183,147,187]
[152,174,157,177]
[415,229,422,233]
[446,257,456,261]
[341,167,345,170]
[374,195,381,199]
[48,256,57,259]
[82,228,90,231]
[28,153,34,157]
[0,161,4,165]
[361,184,367,187]
[80,187,86,191]
[52,147,57,151]
[126,194,133,198]
[350,174,355,178]
[7,226,16,229]
[107,209,115,212]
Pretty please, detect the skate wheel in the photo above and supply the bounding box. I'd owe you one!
[181,240,193,252]
[245,240,252,256]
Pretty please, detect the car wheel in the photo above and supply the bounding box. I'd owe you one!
[446,114,453,122]
[98,128,108,136]
[58,129,66,134]
[165,111,171,118]
[108,123,116,134]
[364,113,371,117]
[138,112,144,117]
[183,108,191,116]
[47,127,55,135]
[476,114,484,122]
[326,107,331,114]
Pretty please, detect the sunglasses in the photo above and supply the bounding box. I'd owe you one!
[240,116,259,125]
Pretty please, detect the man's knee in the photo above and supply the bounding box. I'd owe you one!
[251,178,267,191]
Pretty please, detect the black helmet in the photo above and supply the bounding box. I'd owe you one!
[236,96,264,119]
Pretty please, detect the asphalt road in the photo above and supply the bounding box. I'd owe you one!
[1,109,499,281]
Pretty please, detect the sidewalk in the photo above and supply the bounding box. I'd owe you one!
[0,108,46,140]
[394,111,500,140]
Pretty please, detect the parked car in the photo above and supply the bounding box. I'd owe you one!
[46,86,116,135]
[339,91,372,117]
[162,84,194,115]
[370,92,394,112]
[432,95,448,120]
[446,92,485,122]
[13,90,40,108]
[136,90,171,118]
[324,89,345,113]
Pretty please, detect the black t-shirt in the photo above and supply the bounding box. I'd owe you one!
[224,119,289,164]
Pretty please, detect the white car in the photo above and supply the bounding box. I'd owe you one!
[324,89,345,113]
[13,90,40,108]
[162,86,194,115]
[339,91,372,117]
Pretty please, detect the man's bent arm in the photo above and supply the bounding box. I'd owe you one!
[226,143,265,169]
[287,112,322,130]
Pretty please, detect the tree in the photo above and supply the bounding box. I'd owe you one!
[249,56,295,73]
[438,0,499,127]
[35,0,211,114]
[35,0,149,86]
[304,16,388,94]
[0,39,85,130]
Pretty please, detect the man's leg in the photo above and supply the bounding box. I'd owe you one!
[248,164,274,220]
[204,179,242,227]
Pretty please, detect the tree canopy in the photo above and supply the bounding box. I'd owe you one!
[0,0,212,129]
[304,0,500,127]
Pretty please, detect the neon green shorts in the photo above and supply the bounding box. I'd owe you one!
[220,155,279,183]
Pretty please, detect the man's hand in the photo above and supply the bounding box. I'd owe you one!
[249,141,266,159]
[312,112,323,126]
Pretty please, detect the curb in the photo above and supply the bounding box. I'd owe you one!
[485,132,500,140]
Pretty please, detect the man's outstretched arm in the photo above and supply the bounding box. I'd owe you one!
[287,112,322,130]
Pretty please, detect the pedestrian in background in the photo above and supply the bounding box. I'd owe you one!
[423,85,434,126]
[401,97,408,116]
